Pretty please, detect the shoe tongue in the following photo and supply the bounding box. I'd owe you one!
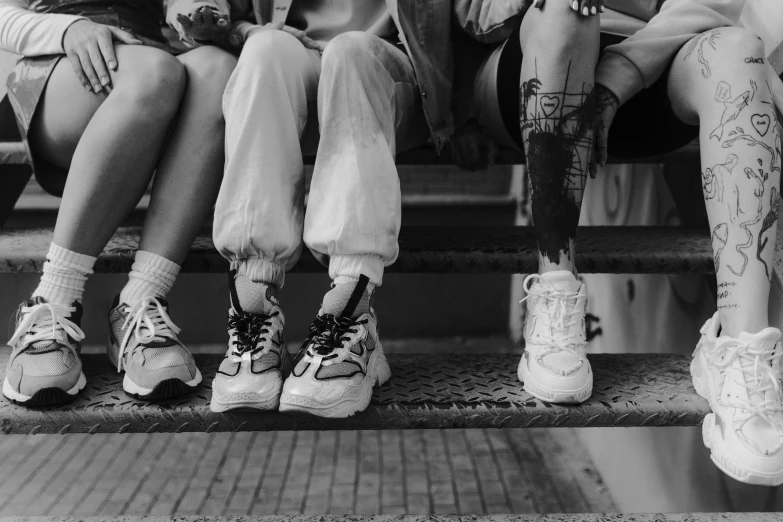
[322,276,371,319]
[539,271,581,292]
[735,328,782,408]
[234,275,278,314]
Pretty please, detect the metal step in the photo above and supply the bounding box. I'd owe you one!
[0,352,708,434]
[0,226,714,275]
[0,514,778,521]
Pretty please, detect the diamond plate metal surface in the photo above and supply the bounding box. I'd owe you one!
[0,514,778,521]
[0,352,709,434]
[0,226,714,274]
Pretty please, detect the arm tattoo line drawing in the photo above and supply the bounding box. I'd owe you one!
[702,154,737,202]
[520,60,596,264]
[711,82,751,141]
[683,30,721,79]
[712,223,728,270]
[757,186,779,279]
[727,167,765,277]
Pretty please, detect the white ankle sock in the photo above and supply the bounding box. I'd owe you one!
[119,251,181,306]
[33,243,96,304]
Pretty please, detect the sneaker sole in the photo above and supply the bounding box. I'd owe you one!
[518,357,592,404]
[692,346,783,486]
[210,377,284,413]
[2,372,86,407]
[123,369,202,401]
[278,346,392,418]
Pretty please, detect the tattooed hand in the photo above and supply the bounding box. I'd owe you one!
[593,84,620,171]
[533,0,603,16]
[451,119,500,172]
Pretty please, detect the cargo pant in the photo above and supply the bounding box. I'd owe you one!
[213,28,429,288]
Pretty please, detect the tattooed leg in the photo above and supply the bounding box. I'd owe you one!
[517,1,600,273]
[670,27,781,336]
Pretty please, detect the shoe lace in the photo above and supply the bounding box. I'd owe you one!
[8,302,85,350]
[301,314,367,366]
[227,310,279,360]
[117,296,180,372]
[713,338,783,429]
[520,274,585,356]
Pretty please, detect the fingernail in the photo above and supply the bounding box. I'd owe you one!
[582,6,589,15]
[84,84,92,92]
[108,61,116,69]
[591,6,597,14]
[101,77,109,86]
[94,84,101,92]
[572,1,578,9]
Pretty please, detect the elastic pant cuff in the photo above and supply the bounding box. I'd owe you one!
[329,254,384,287]
[233,257,286,288]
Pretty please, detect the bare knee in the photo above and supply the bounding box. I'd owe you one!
[520,2,599,57]
[179,46,236,121]
[113,48,186,119]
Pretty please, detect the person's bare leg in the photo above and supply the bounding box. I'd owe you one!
[518,2,600,273]
[669,28,781,336]
[30,45,186,257]
[137,46,236,263]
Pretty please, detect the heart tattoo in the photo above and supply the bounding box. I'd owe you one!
[540,95,560,117]
[751,114,771,137]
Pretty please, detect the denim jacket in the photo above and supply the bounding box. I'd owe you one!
[168,0,454,151]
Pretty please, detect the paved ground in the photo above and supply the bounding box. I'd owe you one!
[0,428,614,516]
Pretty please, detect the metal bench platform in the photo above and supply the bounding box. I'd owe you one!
[0,352,708,434]
[0,226,714,275]
[0,514,779,521]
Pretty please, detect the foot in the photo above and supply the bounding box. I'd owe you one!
[108,295,201,400]
[518,271,592,404]
[691,312,783,485]
[4,297,86,407]
[210,275,291,413]
[279,277,391,418]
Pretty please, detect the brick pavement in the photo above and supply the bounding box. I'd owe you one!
[0,428,614,516]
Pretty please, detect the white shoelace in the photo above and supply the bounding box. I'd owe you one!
[117,296,181,372]
[713,339,783,431]
[7,302,85,350]
[520,274,585,355]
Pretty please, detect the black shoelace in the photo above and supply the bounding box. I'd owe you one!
[302,313,367,358]
[228,310,279,357]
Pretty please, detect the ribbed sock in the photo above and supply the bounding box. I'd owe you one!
[32,243,96,304]
[322,277,375,318]
[119,251,180,306]
[234,274,278,314]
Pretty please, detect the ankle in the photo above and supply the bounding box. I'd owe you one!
[33,243,96,305]
[120,251,180,306]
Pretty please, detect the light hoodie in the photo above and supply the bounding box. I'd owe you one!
[0,0,86,56]
[454,0,746,106]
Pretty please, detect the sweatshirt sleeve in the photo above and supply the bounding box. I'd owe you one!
[453,0,531,44]
[0,0,86,57]
[595,0,744,106]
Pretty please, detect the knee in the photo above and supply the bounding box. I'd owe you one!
[522,2,599,57]
[117,52,186,118]
[322,32,377,74]
[696,27,766,69]
[240,29,303,71]
[180,47,237,120]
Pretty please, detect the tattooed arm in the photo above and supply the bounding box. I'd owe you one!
[595,0,744,106]
[592,84,620,168]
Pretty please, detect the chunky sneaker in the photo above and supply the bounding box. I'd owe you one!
[210,274,292,412]
[518,271,592,404]
[108,295,201,400]
[279,276,391,418]
[691,312,783,485]
[4,297,87,406]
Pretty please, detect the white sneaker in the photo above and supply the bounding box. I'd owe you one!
[210,277,291,413]
[518,271,592,404]
[691,312,783,485]
[279,309,390,418]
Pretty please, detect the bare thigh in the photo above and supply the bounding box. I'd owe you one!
[29,44,183,170]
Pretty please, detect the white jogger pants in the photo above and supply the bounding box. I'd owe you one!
[213,29,429,287]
